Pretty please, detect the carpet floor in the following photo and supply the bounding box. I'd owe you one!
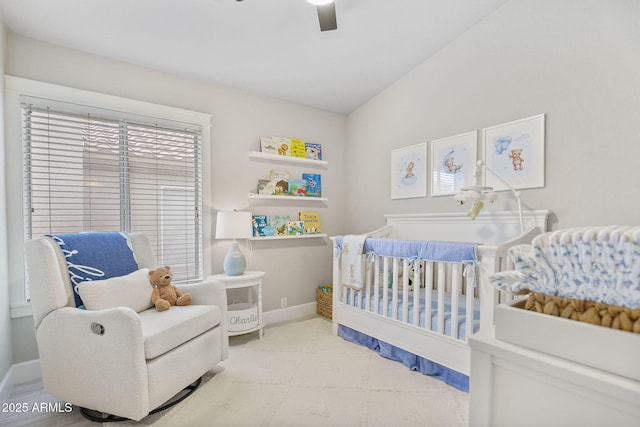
[1,316,468,426]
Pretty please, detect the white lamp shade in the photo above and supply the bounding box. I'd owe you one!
[215,211,252,240]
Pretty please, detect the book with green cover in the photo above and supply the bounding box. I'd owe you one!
[288,178,307,196]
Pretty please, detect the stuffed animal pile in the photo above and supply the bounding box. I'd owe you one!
[149,266,192,311]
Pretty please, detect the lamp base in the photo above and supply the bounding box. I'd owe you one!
[223,241,246,276]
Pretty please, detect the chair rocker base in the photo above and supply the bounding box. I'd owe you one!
[79,376,203,423]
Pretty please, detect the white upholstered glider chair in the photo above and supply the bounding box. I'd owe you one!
[24,232,228,422]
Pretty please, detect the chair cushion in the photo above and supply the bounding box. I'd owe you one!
[76,268,153,313]
[138,305,222,359]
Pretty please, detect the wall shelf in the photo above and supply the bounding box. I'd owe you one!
[250,233,327,241]
[248,147,327,241]
[248,193,328,202]
[248,151,328,168]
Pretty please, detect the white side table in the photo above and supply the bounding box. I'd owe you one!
[210,271,265,339]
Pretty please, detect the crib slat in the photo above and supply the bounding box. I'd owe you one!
[382,257,389,318]
[402,259,410,324]
[364,255,371,312]
[373,256,380,315]
[412,261,421,327]
[425,262,433,331]
[392,258,399,320]
[465,266,475,342]
[450,264,461,339]
[437,263,445,334]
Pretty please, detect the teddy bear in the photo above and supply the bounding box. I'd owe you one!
[444,156,462,173]
[149,266,192,311]
[467,199,484,220]
[509,148,524,171]
[404,161,415,179]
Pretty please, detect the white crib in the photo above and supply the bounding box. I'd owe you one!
[331,211,550,381]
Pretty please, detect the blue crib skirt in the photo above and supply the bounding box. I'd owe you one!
[338,324,469,392]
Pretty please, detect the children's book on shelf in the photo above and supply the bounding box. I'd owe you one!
[252,215,269,237]
[260,137,279,155]
[302,173,322,197]
[305,142,322,160]
[257,179,276,195]
[269,170,290,195]
[299,211,322,234]
[290,138,306,158]
[287,220,305,235]
[288,178,307,196]
[271,136,291,156]
[263,225,275,236]
[269,215,290,236]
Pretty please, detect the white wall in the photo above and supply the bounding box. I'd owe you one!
[5,32,347,363]
[346,0,640,233]
[0,13,11,385]
[5,0,640,370]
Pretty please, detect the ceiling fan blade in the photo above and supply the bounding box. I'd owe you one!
[317,3,337,32]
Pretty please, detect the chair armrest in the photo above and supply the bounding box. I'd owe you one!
[176,278,227,307]
[176,279,229,360]
[36,306,149,419]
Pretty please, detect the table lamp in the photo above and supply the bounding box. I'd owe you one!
[215,210,252,276]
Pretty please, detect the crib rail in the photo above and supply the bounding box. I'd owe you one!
[338,254,478,343]
[331,226,542,344]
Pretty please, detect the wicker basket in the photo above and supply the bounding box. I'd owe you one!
[521,292,640,334]
[316,284,333,319]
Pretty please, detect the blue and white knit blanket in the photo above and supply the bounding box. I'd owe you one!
[491,226,640,309]
[48,232,139,308]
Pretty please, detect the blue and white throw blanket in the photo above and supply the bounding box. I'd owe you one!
[490,226,640,309]
[48,232,139,308]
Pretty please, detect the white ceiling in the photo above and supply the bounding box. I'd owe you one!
[0,0,508,115]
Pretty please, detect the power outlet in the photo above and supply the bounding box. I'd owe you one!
[280,297,288,309]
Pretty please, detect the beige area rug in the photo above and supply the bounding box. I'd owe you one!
[111,316,468,427]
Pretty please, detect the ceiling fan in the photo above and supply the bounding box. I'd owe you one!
[307,0,338,32]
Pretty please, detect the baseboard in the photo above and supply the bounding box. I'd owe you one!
[0,359,42,399]
[263,302,316,326]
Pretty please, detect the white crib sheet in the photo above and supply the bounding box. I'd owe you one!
[345,288,480,340]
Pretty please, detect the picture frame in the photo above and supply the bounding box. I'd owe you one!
[482,114,545,191]
[391,142,427,199]
[430,131,477,196]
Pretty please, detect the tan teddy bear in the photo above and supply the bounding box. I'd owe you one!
[509,148,524,171]
[149,266,192,311]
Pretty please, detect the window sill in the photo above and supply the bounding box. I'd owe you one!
[10,303,33,319]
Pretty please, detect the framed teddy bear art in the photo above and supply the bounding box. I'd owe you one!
[391,142,427,199]
[481,113,545,191]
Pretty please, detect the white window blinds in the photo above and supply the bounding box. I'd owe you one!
[22,100,203,284]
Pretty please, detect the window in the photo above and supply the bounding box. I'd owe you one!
[22,99,203,287]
